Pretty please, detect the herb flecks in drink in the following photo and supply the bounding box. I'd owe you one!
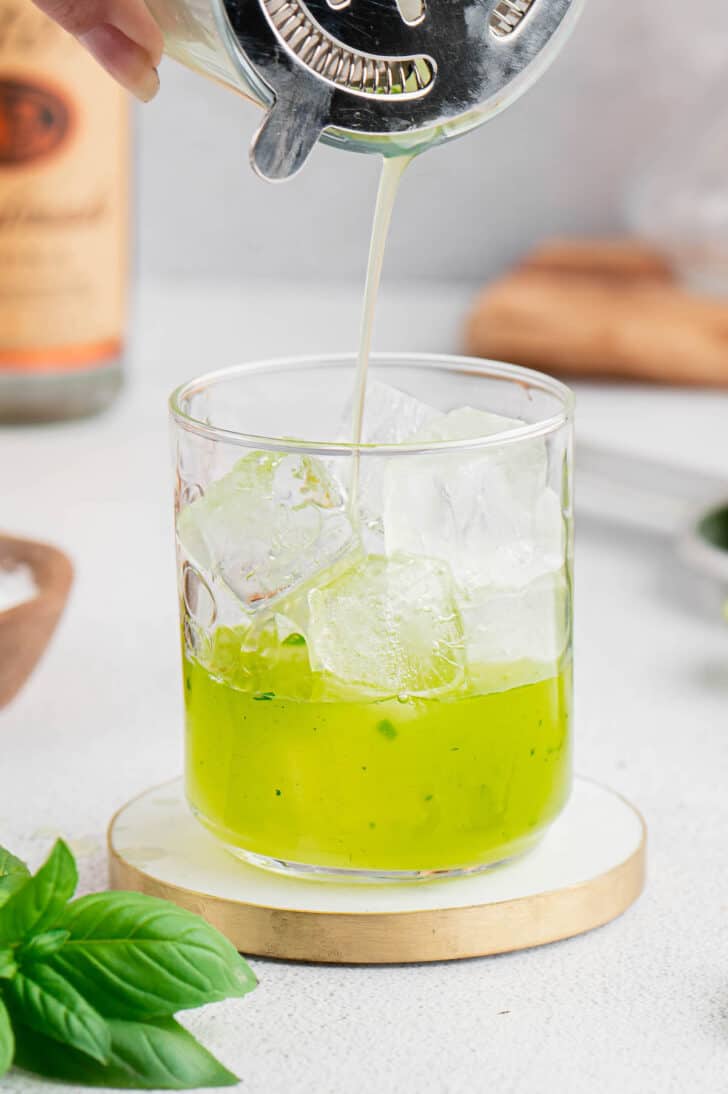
[377,719,398,740]
[0,839,256,1088]
[185,630,571,873]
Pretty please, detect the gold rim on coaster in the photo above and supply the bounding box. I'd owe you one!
[108,778,646,964]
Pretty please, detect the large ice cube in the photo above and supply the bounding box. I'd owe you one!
[177,451,355,611]
[307,554,466,698]
[198,617,315,699]
[460,572,570,686]
[333,381,440,552]
[383,407,564,589]
[344,379,440,445]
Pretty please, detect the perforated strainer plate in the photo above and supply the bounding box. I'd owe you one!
[490,0,536,37]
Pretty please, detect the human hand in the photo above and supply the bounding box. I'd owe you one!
[32,0,164,102]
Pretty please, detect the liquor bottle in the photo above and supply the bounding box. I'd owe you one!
[0,0,129,422]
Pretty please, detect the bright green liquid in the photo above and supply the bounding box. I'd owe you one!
[184,632,571,874]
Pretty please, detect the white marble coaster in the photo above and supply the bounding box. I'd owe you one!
[109,776,646,964]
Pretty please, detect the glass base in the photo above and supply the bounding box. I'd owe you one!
[221,836,543,885]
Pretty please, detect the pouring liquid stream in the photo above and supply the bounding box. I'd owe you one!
[348,154,413,513]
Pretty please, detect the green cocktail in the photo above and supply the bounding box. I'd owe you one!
[185,628,571,873]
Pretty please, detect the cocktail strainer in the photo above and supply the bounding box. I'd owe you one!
[147,0,583,178]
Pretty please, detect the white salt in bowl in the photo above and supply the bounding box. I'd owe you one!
[0,535,73,709]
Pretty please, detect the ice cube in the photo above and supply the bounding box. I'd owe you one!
[460,572,570,687]
[177,451,356,611]
[334,380,440,552]
[405,406,522,444]
[307,554,466,698]
[198,617,314,699]
[345,379,440,444]
[383,407,564,588]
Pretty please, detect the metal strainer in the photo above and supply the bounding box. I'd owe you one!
[147,0,583,179]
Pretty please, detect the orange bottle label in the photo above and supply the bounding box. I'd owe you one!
[0,2,128,371]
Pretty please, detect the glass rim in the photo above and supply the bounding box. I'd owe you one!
[169,353,574,457]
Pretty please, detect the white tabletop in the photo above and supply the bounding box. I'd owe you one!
[3,281,728,1094]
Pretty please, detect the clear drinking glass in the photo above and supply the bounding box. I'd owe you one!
[170,354,574,882]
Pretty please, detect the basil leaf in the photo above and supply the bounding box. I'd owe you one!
[0,847,30,908]
[0,996,13,1077]
[0,950,17,980]
[0,840,77,945]
[5,963,110,1064]
[104,1016,239,1089]
[51,891,256,1019]
[18,927,70,963]
[13,1016,238,1088]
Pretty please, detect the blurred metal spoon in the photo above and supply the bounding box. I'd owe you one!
[576,443,728,593]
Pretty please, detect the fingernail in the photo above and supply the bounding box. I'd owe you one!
[134,66,160,103]
[79,26,161,103]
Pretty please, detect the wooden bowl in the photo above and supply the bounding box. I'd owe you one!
[0,535,73,709]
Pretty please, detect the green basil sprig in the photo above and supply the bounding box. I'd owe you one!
[0,840,256,1088]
